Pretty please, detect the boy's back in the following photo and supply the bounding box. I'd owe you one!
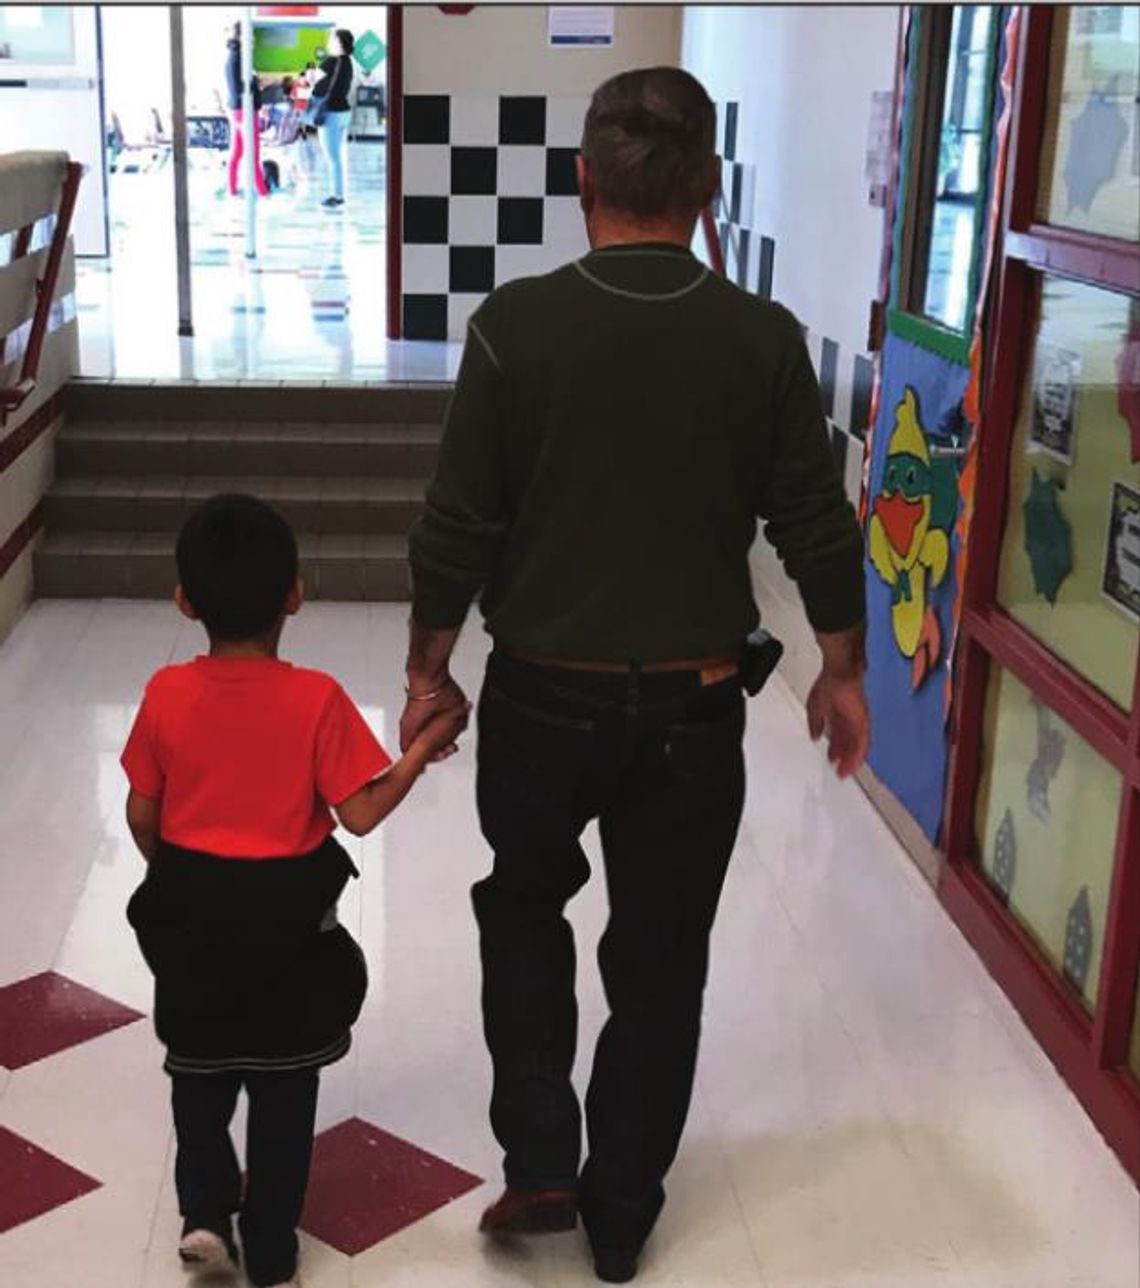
[123,656,391,859]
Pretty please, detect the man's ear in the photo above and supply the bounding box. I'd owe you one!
[284,576,304,616]
[174,585,198,621]
[575,153,594,213]
[705,154,723,210]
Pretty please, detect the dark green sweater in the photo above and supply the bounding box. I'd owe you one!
[409,242,865,662]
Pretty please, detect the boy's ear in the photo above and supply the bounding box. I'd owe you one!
[285,576,304,616]
[174,585,198,621]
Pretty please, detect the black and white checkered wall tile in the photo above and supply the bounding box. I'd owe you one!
[804,327,873,508]
[401,93,590,340]
[707,99,771,298]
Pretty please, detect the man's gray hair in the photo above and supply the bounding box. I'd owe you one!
[581,67,717,219]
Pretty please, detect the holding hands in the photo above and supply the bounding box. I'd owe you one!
[402,674,471,762]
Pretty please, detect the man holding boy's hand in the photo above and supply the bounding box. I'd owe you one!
[402,67,867,1285]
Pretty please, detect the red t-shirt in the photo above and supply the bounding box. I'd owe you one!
[121,656,392,858]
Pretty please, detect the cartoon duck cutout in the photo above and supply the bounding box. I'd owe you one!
[869,387,952,690]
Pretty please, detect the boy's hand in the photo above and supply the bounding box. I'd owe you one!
[412,702,471,760]
[400,675,469,762]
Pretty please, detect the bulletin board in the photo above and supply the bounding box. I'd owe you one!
[253,20,334,73]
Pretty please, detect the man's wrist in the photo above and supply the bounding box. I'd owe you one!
[405,668,451,696]
[816,622,867,682]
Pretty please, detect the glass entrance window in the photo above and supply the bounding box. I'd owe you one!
[975,666,1124,1012]
[920,4,995,332]
[1038,6,1140,243]
[997,275,1140,711]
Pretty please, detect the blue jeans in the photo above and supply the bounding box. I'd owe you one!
[318,109,350,200]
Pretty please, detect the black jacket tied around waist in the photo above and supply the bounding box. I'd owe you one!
[127,835,367,1074]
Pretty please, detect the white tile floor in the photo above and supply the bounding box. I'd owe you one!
[0,600,1136,1288]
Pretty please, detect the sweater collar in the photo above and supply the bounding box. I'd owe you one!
[588,241,695,258]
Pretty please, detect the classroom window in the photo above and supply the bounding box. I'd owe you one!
[901,6,997,336]
[996,276,1139,712]
[1037,5,1140,243]
[974,666,1124,1013]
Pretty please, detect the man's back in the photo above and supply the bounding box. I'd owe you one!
[411,242,864,661]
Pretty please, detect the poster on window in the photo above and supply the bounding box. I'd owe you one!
[1102,480,1140,622]
[1030,342,1082,464]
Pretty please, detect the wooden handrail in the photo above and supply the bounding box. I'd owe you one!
[0,160,83,420]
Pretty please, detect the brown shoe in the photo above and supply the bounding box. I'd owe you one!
[479,1187,578,1236]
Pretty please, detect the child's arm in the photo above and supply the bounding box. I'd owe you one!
[125,789,161,861]
[334,706,468,837]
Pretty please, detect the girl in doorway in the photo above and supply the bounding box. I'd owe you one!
[314,29,354,208]
[225,22,269,198]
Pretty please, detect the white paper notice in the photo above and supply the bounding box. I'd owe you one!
[549,6,615,48]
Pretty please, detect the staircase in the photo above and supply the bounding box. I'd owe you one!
[36,382,450,600]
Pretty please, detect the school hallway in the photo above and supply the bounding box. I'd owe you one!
[0,600,1134,1288]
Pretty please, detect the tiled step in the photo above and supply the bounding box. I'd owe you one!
[64,380,452,425]
[34,531,411,601]
[39,379,452,603]
[44,476,427,535]
[55,423,443,479]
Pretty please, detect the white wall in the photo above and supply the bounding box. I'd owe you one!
[405,5,681,97]
[683,3,899,697]
[683,4,896,363]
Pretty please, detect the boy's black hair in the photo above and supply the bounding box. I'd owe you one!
[176,494,298,641]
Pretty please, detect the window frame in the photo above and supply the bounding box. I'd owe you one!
[939,4,1140,1184]
[889,4,1003,364]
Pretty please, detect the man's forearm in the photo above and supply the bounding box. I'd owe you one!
[815,621,867,682]
[406,617,462,689]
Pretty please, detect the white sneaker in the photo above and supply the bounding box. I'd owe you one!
[177,1227,238,1274]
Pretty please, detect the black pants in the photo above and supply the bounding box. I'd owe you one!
[474,652,746,1254]
[171,1068,319,1287]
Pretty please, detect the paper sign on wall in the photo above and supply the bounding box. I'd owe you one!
[549,6,614,47]
[865,90,894,207]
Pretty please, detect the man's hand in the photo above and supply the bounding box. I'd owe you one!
[400,675,469,761]
[806,671,870,779]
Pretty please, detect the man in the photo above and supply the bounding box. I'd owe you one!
[401,67,868,1284]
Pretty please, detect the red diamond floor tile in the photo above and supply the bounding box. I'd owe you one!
[300,1117,483,1255]
[0,1125,101,1234]
[0,971,144,1070]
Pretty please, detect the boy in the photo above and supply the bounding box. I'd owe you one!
[122,494,465,1288]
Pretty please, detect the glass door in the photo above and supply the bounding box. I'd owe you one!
[941,4,1139,1180]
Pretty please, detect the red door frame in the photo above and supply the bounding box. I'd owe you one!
[940,5,1140,1182]
[386,4,404,340]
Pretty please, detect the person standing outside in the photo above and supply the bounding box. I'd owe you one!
[224,22,269,199]
[313,29,354,208]
[401,68,869,1284]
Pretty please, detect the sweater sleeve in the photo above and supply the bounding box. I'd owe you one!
[758,308,866,634]
[409,312,509,628]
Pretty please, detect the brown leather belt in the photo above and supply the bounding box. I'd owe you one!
[502,647,739,687]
